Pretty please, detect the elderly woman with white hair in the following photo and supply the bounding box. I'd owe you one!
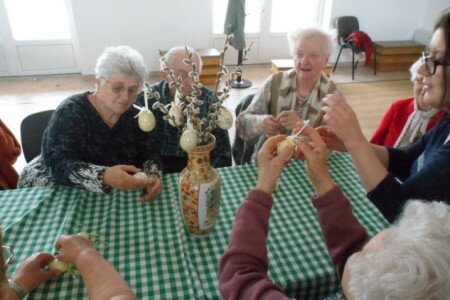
[235,27,338,161]
[370,58,446,148]
[219,123,450,299]
[19,46,163,202]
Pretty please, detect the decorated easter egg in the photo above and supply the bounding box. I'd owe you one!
[133,172,147,180]
[277,137,295,158]
[168,104,184,127]
[217,106,233,130]
[138,109,155,132]
[180,129,198,152]
[49,259,70,273]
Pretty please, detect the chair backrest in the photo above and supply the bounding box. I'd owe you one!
[336,16,360,45]
[232,93,255,165]
[20,110,54,162]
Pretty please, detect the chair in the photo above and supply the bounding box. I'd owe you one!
[20,110,54,162]
[232,94,255,165]
[332,16,365,80]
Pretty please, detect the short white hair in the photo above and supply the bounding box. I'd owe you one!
[348,200,450,299]
[160,46,203,71]
[410,58,423,82]
[95,45,148,87]
[287,27,333,57]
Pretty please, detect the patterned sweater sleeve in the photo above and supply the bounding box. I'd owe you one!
[42,97,108,193]
[236,75,273,142]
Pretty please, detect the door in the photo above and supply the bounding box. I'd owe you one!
[0,0,79,77]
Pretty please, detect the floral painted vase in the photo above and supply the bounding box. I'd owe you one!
[179,140,221,236]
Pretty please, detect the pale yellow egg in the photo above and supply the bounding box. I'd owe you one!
[180,129,198,151]
[217,106,233,130]
[49,259,70,273]
[168,104,184,127]
[138,109,156,132]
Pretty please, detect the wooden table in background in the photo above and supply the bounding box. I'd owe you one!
[373,41,425,74]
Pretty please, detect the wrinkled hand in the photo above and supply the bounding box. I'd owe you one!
[316,126,347,152]
[276,110,300,131]
[54,234,96,267]
[256,135,293,195]
[141,174,163,203]
[103,165,153,190]
[321,93,365,146]
[294,126,336,196]
[11,253,60,294]
[261,115,283,137]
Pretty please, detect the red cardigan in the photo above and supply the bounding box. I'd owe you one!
[370,97,446,147]
[0,120,21,189]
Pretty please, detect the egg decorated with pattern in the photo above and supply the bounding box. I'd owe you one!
[180,129,198,152]
[168,104,184,127]
[138,109,155,132]
[217,106,233,130]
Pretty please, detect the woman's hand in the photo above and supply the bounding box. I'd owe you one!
[294,126,335,196]
[276,110,300,130]
[103,165,153,190]
[54,234,96,267]
[261,115,283,137]
[256,135,293,195]
[316,126,347,152]
[141,174,162,203]
[321,93,366,148]
[10,253,60,294]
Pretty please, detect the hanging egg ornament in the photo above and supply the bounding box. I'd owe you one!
[180,129,198,152]
[168,104,184,127]
[217,106,233,130]
[277,137,295,159]
[138,109,155,132]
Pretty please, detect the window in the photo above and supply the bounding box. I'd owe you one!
[212,0,262,34]
[4,0,71,40]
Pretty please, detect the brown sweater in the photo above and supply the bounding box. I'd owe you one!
[218,186,368,299]
[0,120,21,189]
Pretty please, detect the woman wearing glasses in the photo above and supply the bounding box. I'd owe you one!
[318,8,450,223]
[19,46,163,202]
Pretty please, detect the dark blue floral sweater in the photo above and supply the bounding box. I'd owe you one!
[19,92,162,193]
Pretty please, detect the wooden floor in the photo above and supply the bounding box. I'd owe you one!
[0,64,412,173]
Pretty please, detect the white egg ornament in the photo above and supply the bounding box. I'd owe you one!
[138,109,155,132]
[168,104,184,127]
[217,106,233,130]
[133,172,147,180]
[49,259,70,273]
[277,137,295,159]
[180,129,198,152]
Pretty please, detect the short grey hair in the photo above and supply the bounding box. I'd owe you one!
[287,27,333,57]
[95,45,148,86]
[160,46,203,71]
[410,58,423,82]
[348,200,450,299]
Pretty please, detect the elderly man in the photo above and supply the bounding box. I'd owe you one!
[136,46,232,173]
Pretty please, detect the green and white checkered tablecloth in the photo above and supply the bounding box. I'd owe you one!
[0,152,389,299]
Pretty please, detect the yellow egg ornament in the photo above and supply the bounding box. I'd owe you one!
[217,106,233,130]
[180,129,198,152]
[168,104,184,127]
[277,137,295,159]
[48,259,70,273]
[138,109,156,132]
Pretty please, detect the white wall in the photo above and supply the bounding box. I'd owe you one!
[70,0,211,74]
[70,0,448,75]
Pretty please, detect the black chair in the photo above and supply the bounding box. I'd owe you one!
[232,94,255,165]
[332,16,365,80]
[20,110,54,162]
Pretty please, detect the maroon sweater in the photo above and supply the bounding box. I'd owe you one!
[218,186,368,299]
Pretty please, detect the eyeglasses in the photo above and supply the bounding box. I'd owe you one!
[422,52,450,75]
[104,80,140,97]
[2,246,14,268]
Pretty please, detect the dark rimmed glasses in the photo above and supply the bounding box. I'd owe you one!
[104,79,140,98]
[422,52,450,75]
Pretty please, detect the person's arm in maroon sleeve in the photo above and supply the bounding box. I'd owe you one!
[219,135,293,300]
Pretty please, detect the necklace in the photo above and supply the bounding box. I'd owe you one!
[295,95,308,116]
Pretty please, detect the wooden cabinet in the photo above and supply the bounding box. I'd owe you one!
[373,41,425,72]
